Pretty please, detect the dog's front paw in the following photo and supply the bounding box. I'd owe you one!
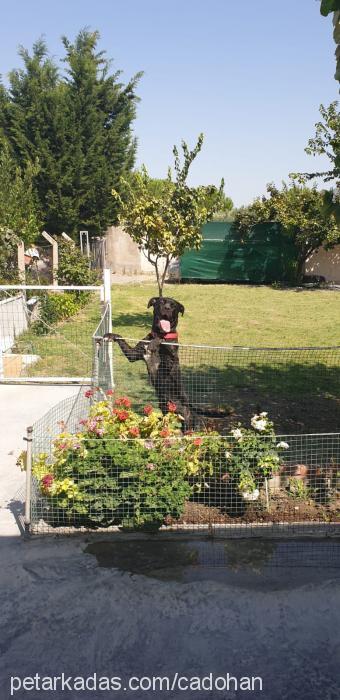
[103,332,122,342]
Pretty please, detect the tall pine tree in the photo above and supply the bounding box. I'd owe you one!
[62,29,141,235]
[1,30,141,237]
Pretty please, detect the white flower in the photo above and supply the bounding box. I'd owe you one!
[225,450,232,459]
[277,441,289,449]
[251,414,268,432]
[259,412,268,418]
[231,428,243,441]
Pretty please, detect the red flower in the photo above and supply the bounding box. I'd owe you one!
[193,437,203,447]
[115,396,131,408]
[167,401,177,413]
[143,404,154,416]
[84,389,94,398]
[160,428,170,438]
[114,409,129,422]
[106,389,114,396]
[129,426,140,437]
[41,473,54,490]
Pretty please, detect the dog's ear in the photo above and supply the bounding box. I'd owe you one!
[177,302,185,316]
[147,297,158,309]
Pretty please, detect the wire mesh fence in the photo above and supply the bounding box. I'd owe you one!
[23,311,340,536]
[93,302,113,392]
[29,432,340,535]
[0,287,102,381]
[112,341,340,434]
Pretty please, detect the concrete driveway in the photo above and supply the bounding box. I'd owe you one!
[0,384,81,536]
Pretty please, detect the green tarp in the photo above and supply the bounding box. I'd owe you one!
[180,222,296,283]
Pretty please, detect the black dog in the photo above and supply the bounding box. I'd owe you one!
[104,296,195,427]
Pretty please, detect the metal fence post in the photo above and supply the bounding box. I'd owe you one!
[24,425,33,535]
[103,268,113,388]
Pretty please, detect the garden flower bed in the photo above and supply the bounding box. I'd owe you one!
[27,391,340,532]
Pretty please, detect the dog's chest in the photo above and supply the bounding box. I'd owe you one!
[143,340,161,379]
[143,340,178,383]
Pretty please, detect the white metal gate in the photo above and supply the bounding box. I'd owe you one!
[0,269,112,384]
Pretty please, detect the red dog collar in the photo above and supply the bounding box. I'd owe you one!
[151,331,178,341]
[163,332,178,341]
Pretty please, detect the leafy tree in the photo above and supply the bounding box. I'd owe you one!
[291,102,340,223]
[1,30,141,237]
[114,134,224,295]
[61,29,142,236]
[320,0,340,15]
[2,40,73,233]
[234,182,339,281]
[320,0,340,81]
[292,102,340,183]
[0,140,40,281]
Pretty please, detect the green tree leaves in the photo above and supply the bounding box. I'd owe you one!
[0,140,41,281]
[1,29,141,238]
[115,135,225,295]
[234,182,340,280]
[320,0,340,17]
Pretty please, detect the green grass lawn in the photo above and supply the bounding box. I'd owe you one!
[108,283,340,433]
[111,282,340,346]
[14,296,100,377]
[12,283,340,433]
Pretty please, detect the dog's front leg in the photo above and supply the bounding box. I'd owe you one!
[104,333,151,362]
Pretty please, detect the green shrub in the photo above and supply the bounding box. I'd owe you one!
[33,291,83,335]
[224,414,288,494]
[287,477,310,500]
[57,239,98,289]
[31,397,291,529]
[33,396,196,529]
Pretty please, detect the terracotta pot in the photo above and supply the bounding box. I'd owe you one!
[268,474,281,492]
[294,464,309,479]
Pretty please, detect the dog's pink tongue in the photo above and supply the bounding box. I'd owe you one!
[159,319,171,333]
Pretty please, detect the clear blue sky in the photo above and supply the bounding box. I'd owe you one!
[0,0,337,206]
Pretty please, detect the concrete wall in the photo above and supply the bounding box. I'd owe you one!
[304,245,340,284]
[105,226,166,276]
[0,294,28,352]
[105,226,141,274]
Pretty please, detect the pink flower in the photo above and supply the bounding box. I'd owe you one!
[88,419,98,432]
[143,404,154,416]
[146,463,155,471]
[85,389,94,398]
[59,443,67,450]
[96,428,104,437]
[41,473,54,490]
[144,439,154,449]
[167,401,177,413]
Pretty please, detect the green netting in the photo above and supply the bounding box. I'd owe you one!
[180,222,297,283]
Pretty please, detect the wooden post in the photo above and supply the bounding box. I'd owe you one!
[61,232,74,245]
[17,241,25,283]
[41,231,58,286]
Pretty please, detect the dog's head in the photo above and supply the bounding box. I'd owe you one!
[147,297,184,335]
